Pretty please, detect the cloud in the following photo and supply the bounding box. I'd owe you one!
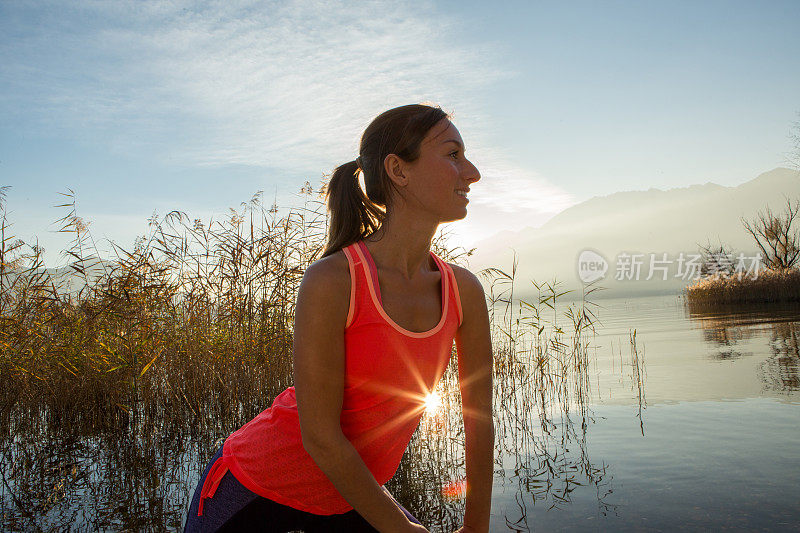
[3,1,511,167]
[2,0,574,237]
[468,158,576,215]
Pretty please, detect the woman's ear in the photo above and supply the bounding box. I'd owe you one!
[383,154,409,188]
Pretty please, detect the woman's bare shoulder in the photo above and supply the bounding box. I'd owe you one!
[302,249,350,292]
[297,250,351,320]
[446,263,486,307]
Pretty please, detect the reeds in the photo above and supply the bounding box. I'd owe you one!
[685,268,800,308]
[479,268,614,519]
[0,185,612,531]
[2,190,299,429]
[0,184,477,529]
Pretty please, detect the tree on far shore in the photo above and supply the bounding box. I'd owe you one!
[742,197,800,270]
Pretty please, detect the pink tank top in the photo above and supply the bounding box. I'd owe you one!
[197,240,464,516]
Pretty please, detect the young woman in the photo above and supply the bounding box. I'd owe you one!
[184,103,494,532]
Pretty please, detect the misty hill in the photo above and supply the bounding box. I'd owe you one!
[468,167,800,299]
[1,260,113,297]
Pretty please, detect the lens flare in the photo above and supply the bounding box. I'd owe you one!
[423,391,442,415]
[441,479,467,501]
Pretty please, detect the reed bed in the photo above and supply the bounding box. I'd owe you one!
[0,186,622,531]
[2,190,304,431]
[685,268,800,308]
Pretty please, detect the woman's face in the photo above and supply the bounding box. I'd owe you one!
[401,119,481,223]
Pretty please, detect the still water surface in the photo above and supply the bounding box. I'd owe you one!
[2,294,798,531]
[491,294,799,531]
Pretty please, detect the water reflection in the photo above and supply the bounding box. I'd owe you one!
[764,321,800,391]
[1,286,640,532]
[14,290,799,531]
[0,405,213,531]
[686,301,800,392]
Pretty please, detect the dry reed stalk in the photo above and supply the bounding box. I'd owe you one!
[0,184,609,530]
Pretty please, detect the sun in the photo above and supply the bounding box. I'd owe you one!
[423,391,442,416]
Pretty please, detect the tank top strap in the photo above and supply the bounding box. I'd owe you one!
[341,243,359,329]
[431,254,464,329]
[341,241,378,329]
[355,240,383,306]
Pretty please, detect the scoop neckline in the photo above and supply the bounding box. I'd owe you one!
[355,240,448,338]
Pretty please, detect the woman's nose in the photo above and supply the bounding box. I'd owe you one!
[465,159,481,183]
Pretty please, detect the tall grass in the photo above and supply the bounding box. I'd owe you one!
[2,190,297,429]
[0,185,618,531]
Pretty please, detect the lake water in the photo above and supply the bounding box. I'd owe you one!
[2,294,798,531]
[489,294,800,532]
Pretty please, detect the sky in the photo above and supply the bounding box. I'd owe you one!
[1,0,798,266]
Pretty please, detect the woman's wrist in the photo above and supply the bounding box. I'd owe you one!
[461,503,491,532]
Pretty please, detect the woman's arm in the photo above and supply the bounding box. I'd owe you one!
[452,266,495,533]
[293,256,428,533]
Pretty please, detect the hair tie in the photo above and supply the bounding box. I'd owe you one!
[355,156,363,169]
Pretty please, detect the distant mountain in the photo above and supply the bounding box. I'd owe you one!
[1,260,112,296]
[468,168,800,299]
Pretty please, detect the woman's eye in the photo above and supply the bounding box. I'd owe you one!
[449,151,459,159]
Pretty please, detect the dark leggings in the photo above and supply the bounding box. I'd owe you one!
[184,445,421,532]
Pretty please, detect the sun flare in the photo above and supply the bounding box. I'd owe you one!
[423,392,442,415]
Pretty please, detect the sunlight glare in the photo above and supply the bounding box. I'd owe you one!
[441,479,467,501]
[423,391,442,416]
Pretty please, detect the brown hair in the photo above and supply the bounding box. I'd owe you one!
[321,103,450,258]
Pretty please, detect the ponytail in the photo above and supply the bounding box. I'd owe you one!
[321,159,385,258]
